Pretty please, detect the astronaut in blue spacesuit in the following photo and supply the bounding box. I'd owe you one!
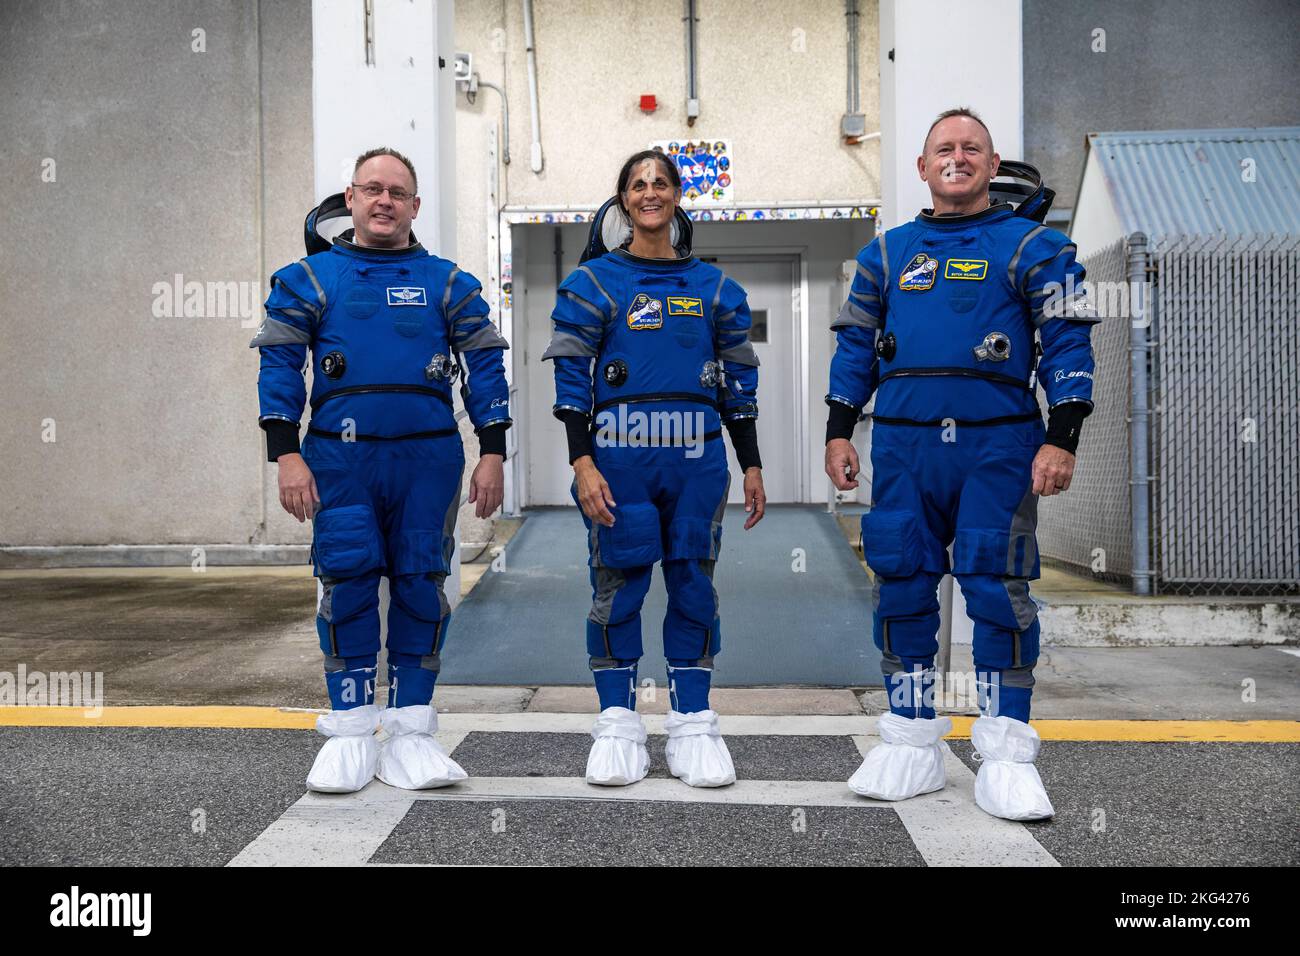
[251,148,511,793]
[543,151,766,788]
[826,110,1099,820]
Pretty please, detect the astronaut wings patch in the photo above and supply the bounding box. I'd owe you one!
[387,287,427,306]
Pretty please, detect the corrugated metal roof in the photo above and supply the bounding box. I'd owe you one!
[1077,127,1300,240]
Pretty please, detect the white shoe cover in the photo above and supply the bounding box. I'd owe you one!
[971,715,1055,821]
[848,712,952,800]
[376,705,468,790]
[664,709,736,787]
[306,704,380,794]
[585,706,650,786]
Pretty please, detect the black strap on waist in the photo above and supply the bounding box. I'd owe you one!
[307,426,458,442]
[879,367,1032,390]
[591,392,719,414]
[871,412,1042,427]
[311,384,454,412]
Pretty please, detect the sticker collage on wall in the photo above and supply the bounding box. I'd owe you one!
[650,139,733,206]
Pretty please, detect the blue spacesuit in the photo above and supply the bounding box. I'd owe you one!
[828,202,1098,722]
[251,229,510,714]
[543,240,760,716]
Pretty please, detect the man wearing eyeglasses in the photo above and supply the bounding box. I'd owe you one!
[250,147,510,793]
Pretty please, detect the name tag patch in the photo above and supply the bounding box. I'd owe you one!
[944,259,988,280]
[667,296,703,316]
[627,293,664,329]
[387,287,427,306]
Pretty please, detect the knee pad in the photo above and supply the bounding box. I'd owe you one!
[586,566,652,661]
[971,616,1041,671]
[872,613,939,663]
[389,571,450,625]
[389,525,454,624]
[317,575,381,659]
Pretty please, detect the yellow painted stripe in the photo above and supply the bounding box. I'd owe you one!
[0,708,1297,741]
[943,717,1300,743]
[0,706,319,729]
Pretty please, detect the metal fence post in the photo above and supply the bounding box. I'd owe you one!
[1127,232,1154,595]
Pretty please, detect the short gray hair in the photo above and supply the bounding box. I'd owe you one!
[922,108,993,155]
[352,147,418,194]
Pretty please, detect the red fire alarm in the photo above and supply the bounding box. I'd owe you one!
[639,94,657,113]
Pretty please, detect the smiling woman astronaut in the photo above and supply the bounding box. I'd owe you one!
[542,150,766,788]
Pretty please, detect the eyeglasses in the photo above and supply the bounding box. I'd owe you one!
[351,182,415,203]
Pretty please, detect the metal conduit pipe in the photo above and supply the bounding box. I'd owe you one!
[522,0,543,172]
[842,0,866,142]
[684,0,699,125]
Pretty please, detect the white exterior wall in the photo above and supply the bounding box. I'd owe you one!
[1070,146,1126,260]
[454,0,884,289]
[879,0,1023,226]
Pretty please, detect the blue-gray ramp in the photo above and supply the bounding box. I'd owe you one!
[440,505,881,686]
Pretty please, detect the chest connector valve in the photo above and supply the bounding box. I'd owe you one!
[424,353,461,383]
[973,331,1012,362]
[603,359,629,387]
[320,351,347,379]
[699,360,723,388]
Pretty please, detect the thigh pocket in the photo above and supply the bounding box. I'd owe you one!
[596,502,663,568]
[391,529,453,576]
[860,508,925,578]
[953,528,1038,578]
[312,504,383,578]
[667,517,722,561]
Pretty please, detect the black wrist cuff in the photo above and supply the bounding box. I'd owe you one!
[825,401,860,444]
[724,417,762,471]
[477,423,508,458]
[557,409,594,464]
[262,420,301,462]
[1045,402,1090,454]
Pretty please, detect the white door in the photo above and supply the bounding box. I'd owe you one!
[704,256,800,503]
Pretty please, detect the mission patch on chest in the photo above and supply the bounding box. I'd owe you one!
[627,293,665,329]
[898,253,939,291]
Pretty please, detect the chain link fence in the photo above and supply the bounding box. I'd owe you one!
[1152,234,1300,594]
[1038,238,1132,584]
[1039,233,1300,595]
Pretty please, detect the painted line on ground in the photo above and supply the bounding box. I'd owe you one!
[3,708,1298,741]
[229,777,900,866]
[851,735,1059,867]
[228,792,416,866]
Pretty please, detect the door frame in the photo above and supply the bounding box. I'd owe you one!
[495,202,883,509]
[696,247,809,503]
